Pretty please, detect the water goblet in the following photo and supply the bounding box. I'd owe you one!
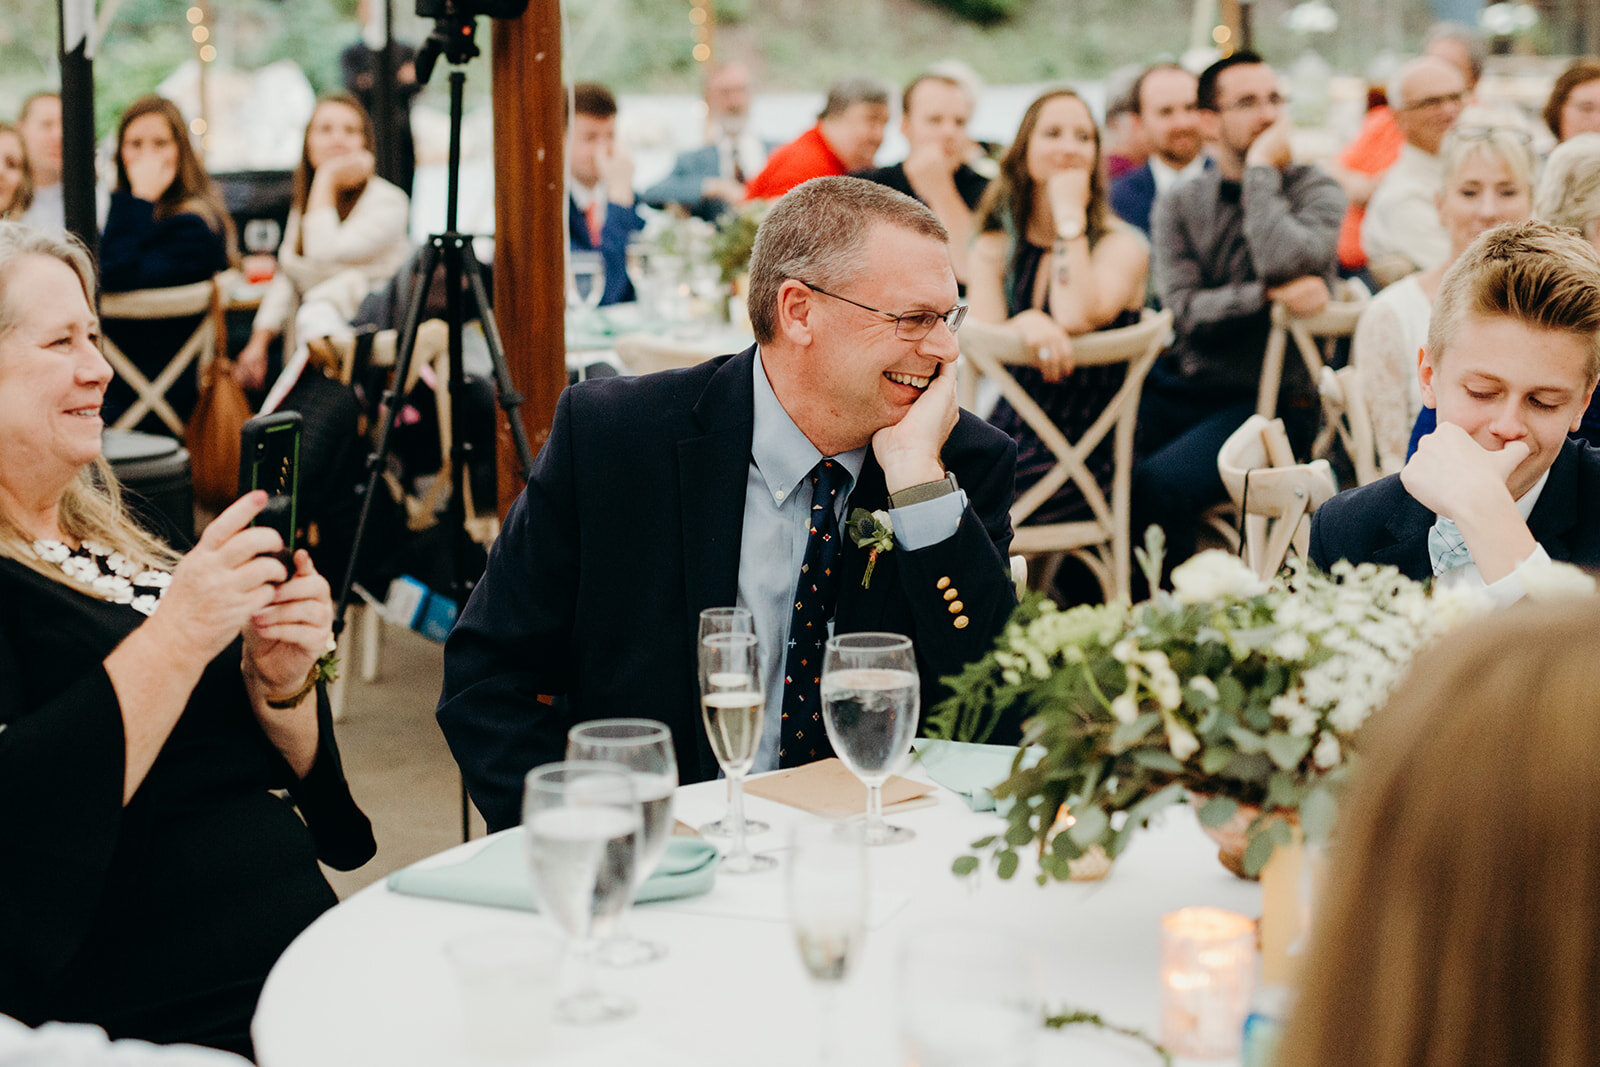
[787,822,867,1065]
[696,607,769,839]
[698,631,776,873]
[521,761,642,1023]
[821,632,919,846]
[567,250,606,313]
[565,719,676,966]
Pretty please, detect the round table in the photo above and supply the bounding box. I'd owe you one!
[254,773,1260,1066]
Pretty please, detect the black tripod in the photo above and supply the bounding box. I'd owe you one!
[333,14,536,840]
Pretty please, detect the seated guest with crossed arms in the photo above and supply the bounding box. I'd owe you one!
[1310,220,1600,604]
[437,177,1018,831]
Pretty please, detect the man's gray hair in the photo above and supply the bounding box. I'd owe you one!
[819,77,890,122]
[1536,133,1600,239]
[747,177,947,345]
[1388,55,1460,111]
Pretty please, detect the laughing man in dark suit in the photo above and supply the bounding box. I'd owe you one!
[1310,221,1600,603]
[438,176,1018,830]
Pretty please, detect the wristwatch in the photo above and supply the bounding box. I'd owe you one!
[889,471,960,509]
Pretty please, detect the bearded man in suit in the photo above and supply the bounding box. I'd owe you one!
[438,176,1018,830]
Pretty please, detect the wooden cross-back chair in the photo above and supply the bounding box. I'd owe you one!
[1256,277,1370,421]
[1318,364,1382,487]
[101,271,240,435]
[958,308,1173,601]
[1217,415,1339,581]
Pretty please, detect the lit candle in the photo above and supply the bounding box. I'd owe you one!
[1160,906,1256,1058]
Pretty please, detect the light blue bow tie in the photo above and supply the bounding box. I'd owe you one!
[1427,517,1474,577]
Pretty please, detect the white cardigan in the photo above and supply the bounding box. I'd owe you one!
[253,175,412,334]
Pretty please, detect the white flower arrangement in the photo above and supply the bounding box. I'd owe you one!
[928,534,1588,881]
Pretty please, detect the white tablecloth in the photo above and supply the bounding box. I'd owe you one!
[253,772,1259,1066]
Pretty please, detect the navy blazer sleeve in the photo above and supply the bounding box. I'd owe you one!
[641,147,728,221]
[99,191,229,292]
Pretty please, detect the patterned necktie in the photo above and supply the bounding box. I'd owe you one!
[727,135,746,184]
[1428,517,1474,577]
[779,459,852,768]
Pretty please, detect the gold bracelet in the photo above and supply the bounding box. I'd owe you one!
[263,647,340,710]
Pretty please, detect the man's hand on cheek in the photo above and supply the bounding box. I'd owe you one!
[872,362,958,494]
[1400,421,1529,522]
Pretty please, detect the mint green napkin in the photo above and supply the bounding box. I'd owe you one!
[911,739,1042,813]
[387,835,719,911]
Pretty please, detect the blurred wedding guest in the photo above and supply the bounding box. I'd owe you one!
[1422,20,1485,96]
[16,93,61,231]
[1278,598,1600,1067]
[563,82,642,307]
[1543,60,1600,145]
[340,0,420,196]
[1534,132,1600,447]
[1102,81,1148,180]
[98,97,235,434]
[642,62,766,221]
[1361,56,1467,277]
[236,93,411,390]
[0,222,374,1057]
[858,72,989,283]
[968,88,1148,525]
[0,1014,247,1065]
[1136,51,1343,572]
[744,77,889,201]
[1324,78,1405,277]
[1110,63,1205,238]
[1353,120,1534,473]
[0,124,32,221]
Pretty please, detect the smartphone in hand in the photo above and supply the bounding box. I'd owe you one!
[239,411,302,569]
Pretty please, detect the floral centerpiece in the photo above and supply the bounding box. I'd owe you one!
[925,534,1537,881]
[709,201,770,286]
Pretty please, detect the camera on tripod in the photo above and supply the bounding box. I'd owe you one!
[414,0,530,84]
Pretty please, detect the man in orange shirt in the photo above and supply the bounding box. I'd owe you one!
[745,78,889,201]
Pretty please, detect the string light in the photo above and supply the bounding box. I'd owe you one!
[199,44,216,63]
[192,25,209,43]
[690,0,713,65]
[186,6,203,23]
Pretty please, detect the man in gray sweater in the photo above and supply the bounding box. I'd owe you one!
[1135,50,1344,572]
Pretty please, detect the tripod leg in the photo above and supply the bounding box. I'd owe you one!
[461,242,538,480]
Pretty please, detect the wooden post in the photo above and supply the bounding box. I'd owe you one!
[490,8,565,518]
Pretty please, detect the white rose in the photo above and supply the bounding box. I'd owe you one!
[1312,732,1341,769]
[1170,551,1267,604]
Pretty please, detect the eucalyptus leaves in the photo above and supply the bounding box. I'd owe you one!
[927,532,1516,880]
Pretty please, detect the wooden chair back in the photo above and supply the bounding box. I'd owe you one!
[1256,277,1370,420]
[101,271,239,435]
[1217,415,1338,580]
[1318,364,1382,487]
[959,308,1172,600]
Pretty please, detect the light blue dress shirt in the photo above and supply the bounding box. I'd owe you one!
[739,350,967,773]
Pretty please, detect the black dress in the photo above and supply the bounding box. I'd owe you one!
[0,552,375,1058]
[987,238,1139,525]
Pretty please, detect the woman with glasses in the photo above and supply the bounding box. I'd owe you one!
[1353,115,1535,472]
[967,88,1148,529]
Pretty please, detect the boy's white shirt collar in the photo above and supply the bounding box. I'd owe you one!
[1433,465,1552,608]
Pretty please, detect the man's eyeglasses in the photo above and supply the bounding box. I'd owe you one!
[1219,92,1285,113]
[1401,91,1466,113]
[795,281,967,340]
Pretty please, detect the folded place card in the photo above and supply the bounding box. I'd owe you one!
[742,757,936,819]
[387,834,719,912]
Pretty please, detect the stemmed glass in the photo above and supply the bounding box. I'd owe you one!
[567,251,606,314]
[521,761,642,1024]
[698,631,776,873]
[821,632,920,846]
[787,822,867,1065]
[696,607,769,839]
[565,719,676,966]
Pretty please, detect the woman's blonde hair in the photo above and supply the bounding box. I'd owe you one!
[1436,108,1538,203]
[1278,597,1600,1067]
[0,222,182,587]
[1535,132,1600,241]
[0,123,34,220]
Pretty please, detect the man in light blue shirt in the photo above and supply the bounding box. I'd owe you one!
[439,176,1019,829]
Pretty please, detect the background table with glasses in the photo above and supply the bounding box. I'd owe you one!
[253,769,1260,1067]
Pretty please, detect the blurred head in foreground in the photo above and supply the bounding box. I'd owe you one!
[1279,595,1600,1066]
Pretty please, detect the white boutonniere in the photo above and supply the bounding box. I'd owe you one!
[846,508,895,589]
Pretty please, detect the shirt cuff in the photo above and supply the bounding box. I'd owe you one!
[887,490,967,551]
[1481,543,1551,610]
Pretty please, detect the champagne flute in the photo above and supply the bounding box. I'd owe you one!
[821,632,919,846]
[698,631,776,873]
[696,607,769,839]
[788,822,867,1065]
[565,719,676,966]
[521,761,641,1024]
